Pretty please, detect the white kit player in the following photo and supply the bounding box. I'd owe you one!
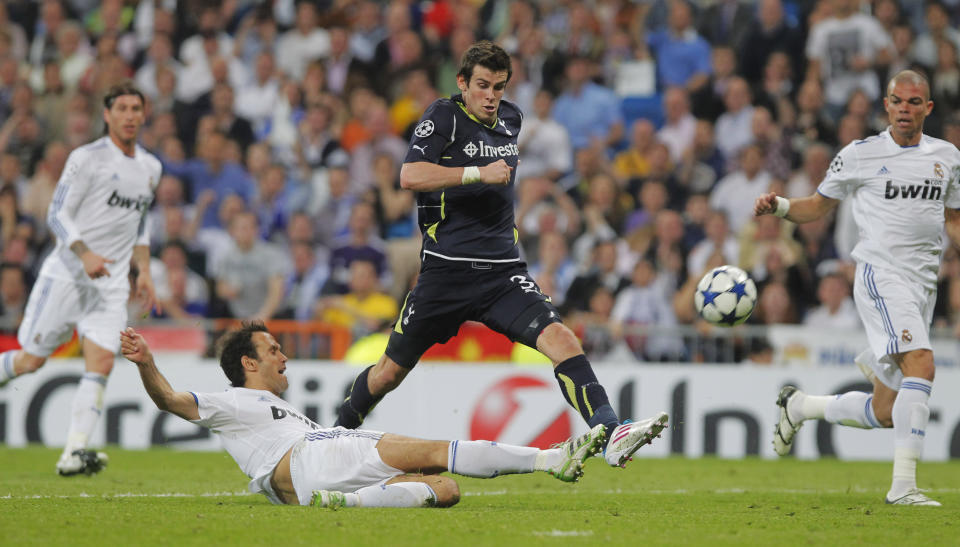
[755,70,960,506]
[120,323,606,509]
[0,82,161,476]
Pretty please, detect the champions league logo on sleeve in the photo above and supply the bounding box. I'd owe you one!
[414,120,435,138]
[830,155,843,173]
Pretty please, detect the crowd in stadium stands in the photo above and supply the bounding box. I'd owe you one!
[2,0,960,362]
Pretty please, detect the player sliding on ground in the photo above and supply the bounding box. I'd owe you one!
[755,70,959,506]
[121,322,608,509]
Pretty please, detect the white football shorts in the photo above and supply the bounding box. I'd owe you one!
[17,276,129,356]
[289,427,402,506]
[852,262,935,389]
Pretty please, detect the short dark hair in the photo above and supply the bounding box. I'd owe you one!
[218,321,269,387]
[103,80,145,109]
[457,40,512,84]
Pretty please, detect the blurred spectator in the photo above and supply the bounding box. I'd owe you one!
[657,87,696,163]
[551,55,624,153]
[792,79,836,151]
[739,0,803,85]
[714,76,755,167]
[646,0,711,92]
[313,163,357,246]
[150,240,209,320]
[176,7,245,104]
[786,142,831,198]
[565,284,617,361]
[0,262,27,332]
[326,201,388,295]
[610,31,656,99]
[316,258,398,338]
[676,118,723,195]
[751,106,793,181]
[389,68,438,137]
[687,209,739,278]
[613,119,656,182]
[564,238,628,314]
[611,257,685,361]
[910,1,960,70]
[29,0,70,67]
[279,240,330,321]
[368,153,416,241]
[252,163,295,243]
[697,0,752,50]
[209,83,255,152]
[709,144,772,234]
[529,231,577,309]
[642,209,688,290]
[349,98,406,193]
[232,6,279,65]
[623,179,668,238]
[325,24,369,96]
[51,21,92,91]
[516,89,572,181]
[162,131,255,229]
[691,44,738,122]
[805,0,892,116]
[234,51,279,134]
[0,3,27,62]
[753,280,799,325]
[350,1,386,64]
[212,211,289,320]
[295,100,345,174]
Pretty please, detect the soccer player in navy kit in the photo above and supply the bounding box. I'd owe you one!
[335,41,667,467]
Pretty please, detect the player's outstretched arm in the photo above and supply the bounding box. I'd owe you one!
[753,191,839,224]
[121,327,200,420]
[400,160,512,192]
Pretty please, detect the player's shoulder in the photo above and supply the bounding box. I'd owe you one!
[70,136,111,160]
[137,144,163,172]
[921,134,960,159]
[423,97,458,118]
[498,97,523,124]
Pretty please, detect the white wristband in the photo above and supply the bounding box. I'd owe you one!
[773,196,790,218]
[461,166,481,185]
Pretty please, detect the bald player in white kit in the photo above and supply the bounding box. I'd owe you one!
[755,70,960,506]
[0,82,161,476]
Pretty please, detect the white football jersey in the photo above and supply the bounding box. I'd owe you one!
[818,128,960,288]
[190,388,322,492]
[40,136,161,290]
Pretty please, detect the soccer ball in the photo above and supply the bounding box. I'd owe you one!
[694,266,757,326]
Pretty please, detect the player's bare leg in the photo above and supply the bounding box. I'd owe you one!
[0,350,47,387]
[57,338,114,476]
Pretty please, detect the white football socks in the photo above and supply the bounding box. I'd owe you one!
[62,372,107,456]
[889,377,932,498]
[446,440,540,478]
[346,482,437,508]
[823,392,881,429]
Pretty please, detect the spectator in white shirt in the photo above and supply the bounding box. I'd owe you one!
[517,90,572,181]
[235,51,280,135]
[803,272,861,330]
[275,1,331,80]
[714,76,755,168]
[657,87,696,163]
[686,209,739,277]
[709,144,772,234]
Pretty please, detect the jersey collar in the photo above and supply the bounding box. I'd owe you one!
[453,94,498,129]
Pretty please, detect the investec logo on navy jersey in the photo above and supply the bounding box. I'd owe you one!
[463,140,520,158]
[107,189,151,211]
[884,179,942,201]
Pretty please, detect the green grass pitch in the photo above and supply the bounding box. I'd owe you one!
[1,447,957,546]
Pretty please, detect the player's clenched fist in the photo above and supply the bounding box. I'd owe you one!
[479,159,513,185]
[754,192,780,216]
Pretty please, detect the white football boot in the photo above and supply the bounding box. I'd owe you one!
[773,386,803,456]
[56,449,109,476]
[604,411,668,467]
[885,489,942,506]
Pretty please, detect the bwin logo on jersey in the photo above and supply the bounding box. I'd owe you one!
[462,140,519,158]
[884,179,942,201]
[107,190,152,211]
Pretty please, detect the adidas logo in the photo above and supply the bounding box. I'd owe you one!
[877,166,890,176]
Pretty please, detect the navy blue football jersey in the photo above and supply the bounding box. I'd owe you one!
[403,94,522,262]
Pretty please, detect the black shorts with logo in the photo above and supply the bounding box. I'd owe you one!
[385,255,562,368]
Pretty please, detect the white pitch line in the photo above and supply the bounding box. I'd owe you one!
[0,491,253,500]
[461,487,960,496]
[532,530,594,537]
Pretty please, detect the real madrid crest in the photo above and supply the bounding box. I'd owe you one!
[934,162,944,179]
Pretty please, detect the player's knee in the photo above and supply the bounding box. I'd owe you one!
[899,349,935,381]
[872,404,894,428]
[537,323,582,362]
[428,476,460,508]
